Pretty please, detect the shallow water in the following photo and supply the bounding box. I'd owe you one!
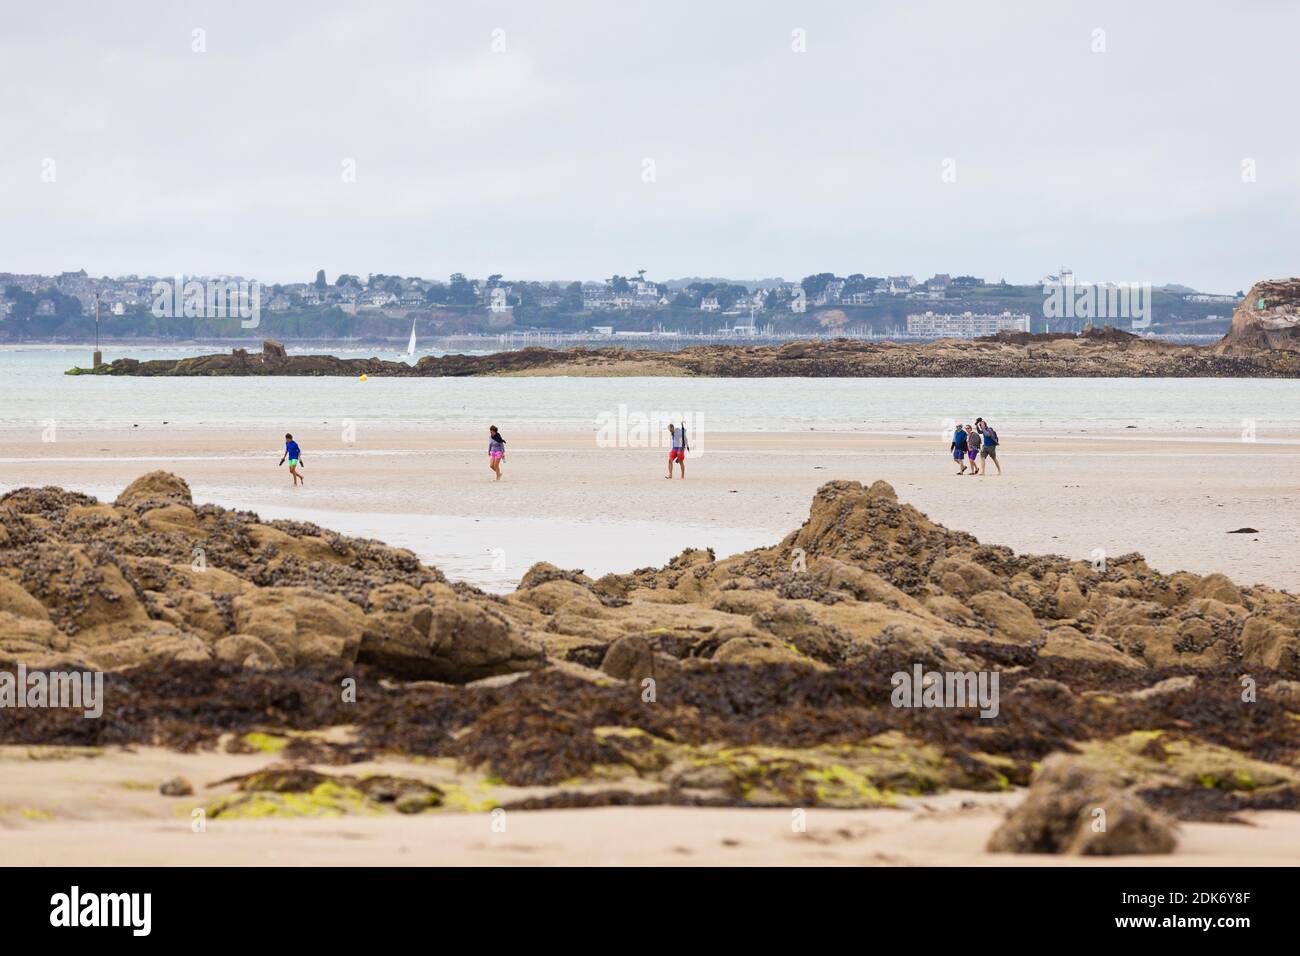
[2,347,1297,438]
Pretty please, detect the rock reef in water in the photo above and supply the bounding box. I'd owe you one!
[3,474,1299,847]
[64,280,1300,378]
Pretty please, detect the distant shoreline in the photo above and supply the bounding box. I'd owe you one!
[62,327,1300,378]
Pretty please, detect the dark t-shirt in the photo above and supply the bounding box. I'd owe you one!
[285,441,301,459]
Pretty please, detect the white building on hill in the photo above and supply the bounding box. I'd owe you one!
[906,311,1031,337]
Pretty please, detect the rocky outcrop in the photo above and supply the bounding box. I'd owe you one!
[66,314,1300,378]
[0,477,539,682]
[6,474,1300,681]
[3,474,1298,826]
[116,470,194,508]
[1215,279,1300,354]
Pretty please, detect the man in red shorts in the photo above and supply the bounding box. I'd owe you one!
[666,422,687,479]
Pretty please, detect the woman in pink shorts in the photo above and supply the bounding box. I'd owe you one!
[488,425,506,481]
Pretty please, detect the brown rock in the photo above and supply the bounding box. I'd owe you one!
[1215,279,1300,353]
[1241,618,1300,675]
[713,635,817,668]
[231,588,365,667]
[1041,626,1140,668]
[988,755,1177,855]
[601,635,655,680]
[115,471,194,509]
[933,558,1000,598]
[358,600,543,682]
[213,634,281,669]
[1054,575,1087,618]
[1191,573,1244,607]
[0,576,49,621]
[971,590,1041,643]
[0,611,70,667]
[160,776,194,797]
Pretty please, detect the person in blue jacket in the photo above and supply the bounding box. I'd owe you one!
[950,423,969,475]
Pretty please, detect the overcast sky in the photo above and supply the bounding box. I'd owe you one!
[1,0,1296,291]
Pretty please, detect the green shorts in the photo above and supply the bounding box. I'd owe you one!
[979,447,996,459]
[288,458,299,467]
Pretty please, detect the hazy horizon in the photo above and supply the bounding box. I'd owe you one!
[2,0,1296,292]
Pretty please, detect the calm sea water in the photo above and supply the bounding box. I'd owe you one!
[1,347,1296,438]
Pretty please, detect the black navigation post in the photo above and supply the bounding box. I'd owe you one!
[93,292,102,369]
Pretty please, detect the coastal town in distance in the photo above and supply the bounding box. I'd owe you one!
[2,266,1243,346]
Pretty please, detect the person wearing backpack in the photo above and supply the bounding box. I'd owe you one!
[975,418,1002,476]
[666,422,688,479]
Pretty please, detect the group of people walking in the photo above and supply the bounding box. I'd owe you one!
[950,418,1001,476]
[279,419,998,486]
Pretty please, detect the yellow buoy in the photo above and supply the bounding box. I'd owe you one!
[359,374,368,382]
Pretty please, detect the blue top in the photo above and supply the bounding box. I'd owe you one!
[980,426,998,446]
[952,428,967,451]
[671,429,685,450]
[285,440,301,459]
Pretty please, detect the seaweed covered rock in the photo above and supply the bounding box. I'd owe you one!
[5,473,1299,830]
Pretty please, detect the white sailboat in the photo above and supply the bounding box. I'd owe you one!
[406,318,417,358]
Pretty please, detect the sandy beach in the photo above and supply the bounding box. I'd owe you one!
[2,425,1297,593]
[4,746,1298,866]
